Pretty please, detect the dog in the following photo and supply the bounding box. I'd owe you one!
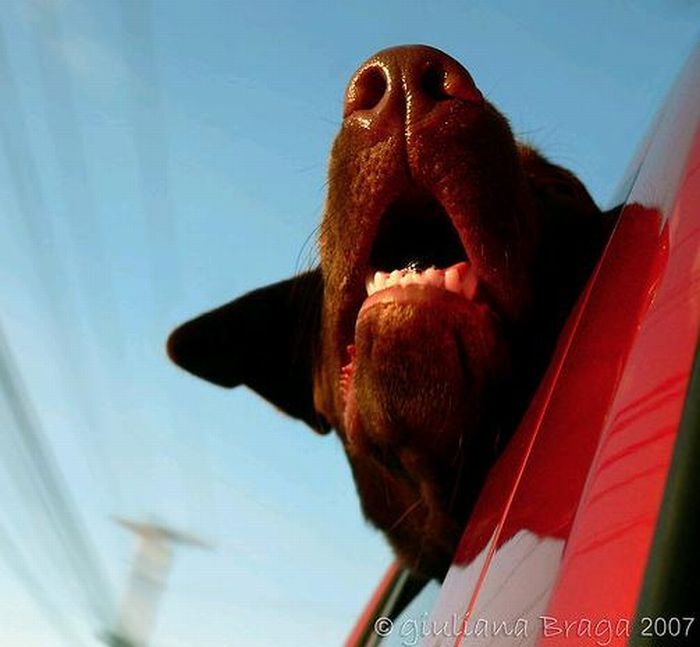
[167,46,613,580]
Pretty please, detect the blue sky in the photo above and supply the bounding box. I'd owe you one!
[0,1,698,645]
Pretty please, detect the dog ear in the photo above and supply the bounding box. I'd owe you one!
[167,268,330,434]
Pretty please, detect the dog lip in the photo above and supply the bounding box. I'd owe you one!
[340,281,492,413]
[357,279,486,321]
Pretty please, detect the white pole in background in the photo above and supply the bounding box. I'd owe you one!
[104,518,210,647]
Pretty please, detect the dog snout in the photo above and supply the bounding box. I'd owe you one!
[343,45,483,136]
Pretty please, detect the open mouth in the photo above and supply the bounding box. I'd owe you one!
[340,188,490,407]
[363,190,479,303]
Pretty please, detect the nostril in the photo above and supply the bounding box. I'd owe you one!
[421,65,450,101]
[344,66,387,117]
[411,57,483,107]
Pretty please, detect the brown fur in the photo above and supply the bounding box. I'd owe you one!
[167,46,613,580]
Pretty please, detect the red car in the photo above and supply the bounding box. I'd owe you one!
[347,44,700,647]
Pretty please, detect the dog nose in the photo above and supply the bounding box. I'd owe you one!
[343,45,483,132]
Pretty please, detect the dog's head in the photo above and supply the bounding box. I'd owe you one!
[168,46,611,579]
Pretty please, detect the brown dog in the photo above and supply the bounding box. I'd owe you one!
[167,46,613,580]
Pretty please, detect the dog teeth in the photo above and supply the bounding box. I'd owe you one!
[424,267,442,288]
[389,269,402,285]
[365,271,387,295]
[445,266,461,293]
[365,261,478,299]
[374,271,386,292]
[399,273,414,287]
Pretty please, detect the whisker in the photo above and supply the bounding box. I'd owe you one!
[388,498,423,533]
